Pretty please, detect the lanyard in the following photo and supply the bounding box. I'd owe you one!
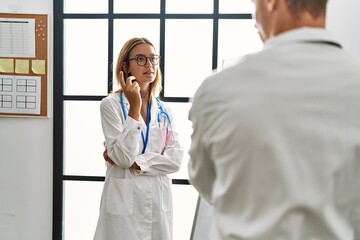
[120,93,151,154]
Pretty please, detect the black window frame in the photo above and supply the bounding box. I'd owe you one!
[53,0,252,239]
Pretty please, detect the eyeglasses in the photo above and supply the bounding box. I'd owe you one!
[127,55,160,66]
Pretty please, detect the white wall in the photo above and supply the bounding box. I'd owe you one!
[0,1,53,240]
[0,0,359,240]
[327,0,360,58]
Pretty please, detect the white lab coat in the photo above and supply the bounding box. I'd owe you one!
[94,93,184,240]
[188,28,360,240]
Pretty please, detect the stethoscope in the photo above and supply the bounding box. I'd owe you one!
[120,92,172,154]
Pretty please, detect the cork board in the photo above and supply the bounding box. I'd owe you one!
[0,13,48,117]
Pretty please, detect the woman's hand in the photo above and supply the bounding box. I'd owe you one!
[103,148,141,170]
[130,162,141,170]
[119,71,141,120]
[103,148,114,165]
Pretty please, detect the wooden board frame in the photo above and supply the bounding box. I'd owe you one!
[0,13,48,117]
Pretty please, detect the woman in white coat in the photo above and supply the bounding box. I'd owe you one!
[94,37,184,240]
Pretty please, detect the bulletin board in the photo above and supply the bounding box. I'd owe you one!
[0,13,48,117]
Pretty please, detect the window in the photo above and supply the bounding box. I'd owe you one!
[53,1,262,239]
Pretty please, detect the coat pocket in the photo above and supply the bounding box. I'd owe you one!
[105,177,134,216]
[160,175,173,213]
[148,125,166,153]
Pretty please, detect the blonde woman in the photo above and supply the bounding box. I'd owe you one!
[94,37,184,240]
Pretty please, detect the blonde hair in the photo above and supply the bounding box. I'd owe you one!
[113,37,162,98]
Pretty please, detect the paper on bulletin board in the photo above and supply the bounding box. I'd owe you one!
[15,59,30,74]
[0,75,41,114]
[0,18,36,58]
[0,59,14,73]
[32,60,46,74]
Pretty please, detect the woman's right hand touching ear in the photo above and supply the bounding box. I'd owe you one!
[119,71,141,121]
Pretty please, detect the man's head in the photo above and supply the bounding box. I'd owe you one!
[252,0,328,42]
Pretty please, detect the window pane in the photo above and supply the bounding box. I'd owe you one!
[113,19,160,91]
[219,0,254,14]
[165,20,213,98]
[173,184,199,240]
[114,0,160,13]
[166,0,213,13]
[167,102,192,180]
[64,19,108,95]
[218,19,263,69]
[63,181,103,239]
[191,196,213,240]
[64,101,106,176]
[64,0,108,13]
[63,182,197,240]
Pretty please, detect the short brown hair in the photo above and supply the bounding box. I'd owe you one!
[285,0,327,18]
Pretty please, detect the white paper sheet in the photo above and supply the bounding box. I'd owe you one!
[0,18,36,58]
[0,75,41,114]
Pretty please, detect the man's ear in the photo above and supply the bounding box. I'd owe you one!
[267,0,278,12]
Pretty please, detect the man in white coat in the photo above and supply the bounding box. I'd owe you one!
[188,0,360,239]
